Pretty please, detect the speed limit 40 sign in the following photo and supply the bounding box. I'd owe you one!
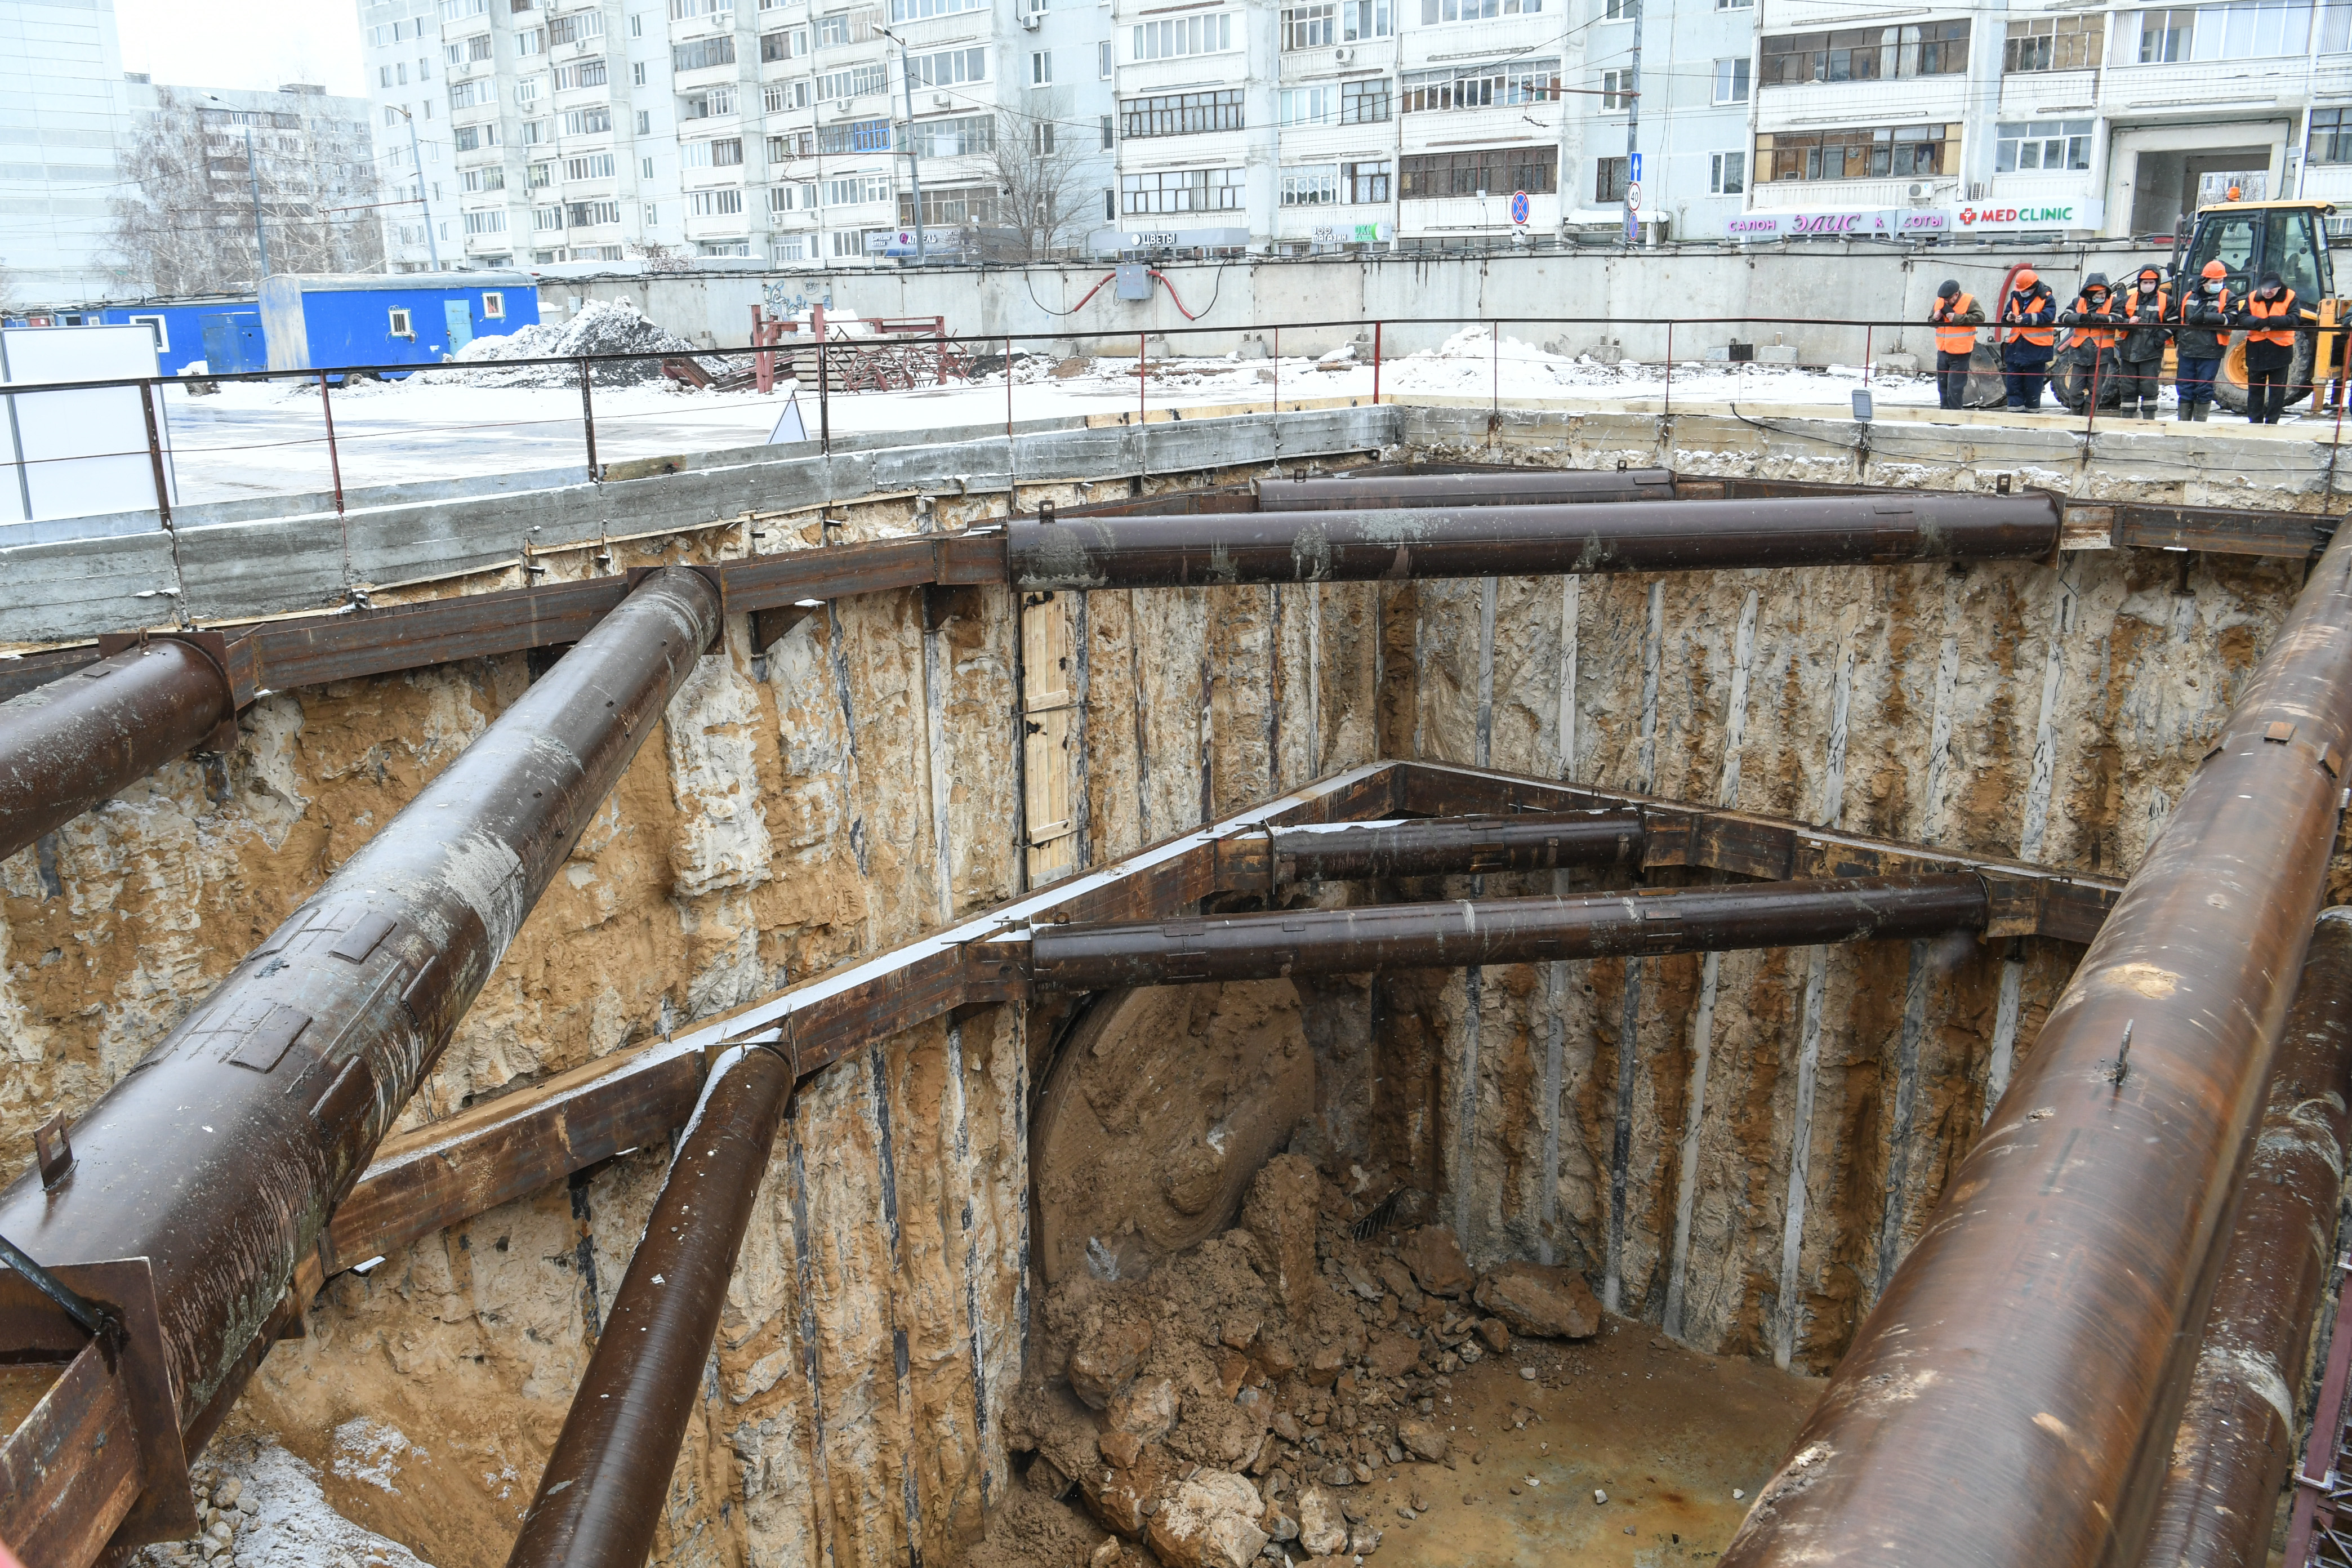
[1625,180,1642,211]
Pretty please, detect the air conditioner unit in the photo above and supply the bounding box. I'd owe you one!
[933,91,951,107]
[1020,12,1042,28]
[1907,181,1928,206]
[1334,45,1354,61]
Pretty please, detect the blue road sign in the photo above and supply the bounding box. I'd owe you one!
[1509,190,1531,225]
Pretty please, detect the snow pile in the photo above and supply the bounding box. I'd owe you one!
[426,298,703,387]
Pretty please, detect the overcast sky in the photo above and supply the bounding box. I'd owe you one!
[115,0,368,99]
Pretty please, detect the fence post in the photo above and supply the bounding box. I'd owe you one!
[1664,322,1673,419]
[1274,327,1281,414]
[1864,325,1874,385]
[317,371,346,521]
[1005,332,1015,498]
[578,358,599,481]
[936,316,945,387]
[1489,322,1498,436]
[138,380,172,529]
[1373,320,1383,404]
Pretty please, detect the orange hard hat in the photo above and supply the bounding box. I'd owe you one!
[2202,259,2229,279]
[2015,266,2038,288]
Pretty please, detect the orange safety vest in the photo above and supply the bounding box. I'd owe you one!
[1931,293,1977,354]
[2004,291,2055,348]
[2248,290,2303,346]
[2068,293,2119,350]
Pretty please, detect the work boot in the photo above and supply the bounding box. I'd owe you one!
[2176,402,2194,422]
[2139,403,2157,420]
[2191,403,2210,422]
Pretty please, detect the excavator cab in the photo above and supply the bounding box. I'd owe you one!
[2168,197,2344,413]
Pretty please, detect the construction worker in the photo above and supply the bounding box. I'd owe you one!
[2115,264,2171,421]
[2056,272,2121,415]
[2000,267,2058,412]
[1927,279,1983,410]
[2237,269,2318,424]
[2172,259,2230,421]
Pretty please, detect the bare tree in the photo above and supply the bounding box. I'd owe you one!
[986,89,1097,262]
[109,86,383,296]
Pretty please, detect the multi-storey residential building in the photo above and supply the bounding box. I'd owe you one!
[0,0,136,301]
[357,0,1115,270]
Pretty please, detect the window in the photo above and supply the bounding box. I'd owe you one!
[817,64,888,98]
[818,117,892,151]
[1397,145,1558,195]
[770,130,813,158]
[2137,0,2312,63]
[680,137,743,166]
[547,11,604,42]
[564,152,617,179]
[910,114,992,154]
[1710,149,1744,193]
[670,0,733,14]
[1280,86,1337,125]
[1596,154,1628,201]
[823,172,893,204]
[681,84,741,115]
[127,314,168,351]
[889,0,985,19]
[553,57,609,88]
[636,108,653,132]
[1031,50,1053,84]
[1605,0,1633,16]
[523,118,552,142]
[1032,120,1057,153]
[1418,0,1542,19]
[455,123,484,150]
[1120,166,1246,212]
[815,12,852,43]
[1281,164,1338,204]
[1105,188,1116,219]
[2004,14,2104,71]
[1101,39,1114,75]
[462,210,508,234]
[635,61,649,83]
[388,306,415,336]
[1600,68,1631,108]
[899,183,999,225]
[1754,123,1951,181]
[774,236,808,260]
[1124,89,1245,135]
[765,81,812,109]
[675,36,738,69]
[1133,14,1234,59]
[1343,0,1393,37]
[398,60,409,84]
[832,229,871,257]
[381,65,393,86]
[1400,57,1561,111]
[462,166,507,190]
[529,161,553,185]
[483,292,505,318]
[1717,0,1753,10]
[1763,22,1970,83]
[449,79,486,109]
[631,11,643,32]
[567,198,622,224]
[1343,78,1392,122]
[689,187,747,214]
[564,106,613,134]
[515,77,544,104]
[1283,2,1337,48]
[908,46,987,86]
[2314,105,2352,164]
[762,28,807,61]
[769,181,818,209]
[1345,158,1391,201]
[440,0,487,18]
[1713,56,1749,103]
[1993,118,2093,172]
[1101,113,1115,148]
[535,204,564,229]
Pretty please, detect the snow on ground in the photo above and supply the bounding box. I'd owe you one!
[145,323,2255,509]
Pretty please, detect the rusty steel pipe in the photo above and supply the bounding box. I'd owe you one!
[1007,493,2060,590]
[1029,874,1988,990]
[1253,468,1675,510]
[506,1044,795,1568]
[1721,527,2352,1568]
[0,569,720,1496]
[0,639,235,863]
[2137,907,2352,1568]
[1273,808,1643,881]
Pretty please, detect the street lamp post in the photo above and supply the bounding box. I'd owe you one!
[390,103,442,270]
[879,25,928,265]
[206,95,271,278]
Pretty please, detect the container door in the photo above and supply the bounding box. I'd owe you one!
[199,314,238,373]
[443,299,474,351]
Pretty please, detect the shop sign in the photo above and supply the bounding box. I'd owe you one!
[1954,200,2105,230]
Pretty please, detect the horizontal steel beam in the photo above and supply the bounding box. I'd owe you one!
[1027,874,1990,990]
[1253,469,1676,510]
[1006,494,2061,590]
[1267,808,1643,883]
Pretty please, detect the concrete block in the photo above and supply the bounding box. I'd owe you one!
[1876,353,1922,375]
[1756,345,1801,364]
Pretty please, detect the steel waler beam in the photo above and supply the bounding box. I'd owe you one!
[1251,468,1676,510]
[1006,493,2061,590]
[1269,808,1643,881]
[0,634,246,865]
[2139,907,2352,1568]
[0,567,723,1565]
[1027,874,1989,990]
[1720,527,2352,1568]
[505,1044,795,1568]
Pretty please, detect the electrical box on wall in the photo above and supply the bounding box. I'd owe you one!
[1115,264,1152,301]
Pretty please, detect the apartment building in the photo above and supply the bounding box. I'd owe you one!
[0,0,135,301]
[358,0,1115,269]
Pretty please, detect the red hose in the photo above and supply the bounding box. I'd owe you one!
[1064,271,1118,314]
[1148,269,1202,320]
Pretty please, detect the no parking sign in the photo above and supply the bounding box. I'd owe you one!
[1509,190,1530,225]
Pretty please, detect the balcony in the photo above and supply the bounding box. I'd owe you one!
[2099,56,2311,113]
[1749,175,1959,209]
[1994,68,2098,118]
[1757,77,1967,130]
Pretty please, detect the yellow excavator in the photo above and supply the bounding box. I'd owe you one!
[2167,195,2348,415]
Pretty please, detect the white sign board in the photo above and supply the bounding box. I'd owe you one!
[0,325,175,525]
[1726,208,1952,240]
[1953,199,2105,232]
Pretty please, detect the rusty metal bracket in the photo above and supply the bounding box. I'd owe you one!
[93,630,248,751]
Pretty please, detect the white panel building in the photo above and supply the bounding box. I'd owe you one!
[0,0,134,302]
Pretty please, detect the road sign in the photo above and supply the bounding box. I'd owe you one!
[1625,181,1642,211]
[1509,190,1530,225]
[1629,152,1642,183]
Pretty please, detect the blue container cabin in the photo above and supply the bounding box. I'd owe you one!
[3,299,261,376]
[260,272,539,374]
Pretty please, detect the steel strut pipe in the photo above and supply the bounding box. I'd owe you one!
[0,569,721,1471]
[1028,874,1989,990]
[1006,493,2060,590]
[506,1044,795,1568]
[2136,908,2352,1568]
[1720,526,2352,1568]
[1252,468,1676,510]
[0,639,237,864]
[1272,808,1643,881]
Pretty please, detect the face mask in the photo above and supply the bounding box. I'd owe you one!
[2139,281,2157,292]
